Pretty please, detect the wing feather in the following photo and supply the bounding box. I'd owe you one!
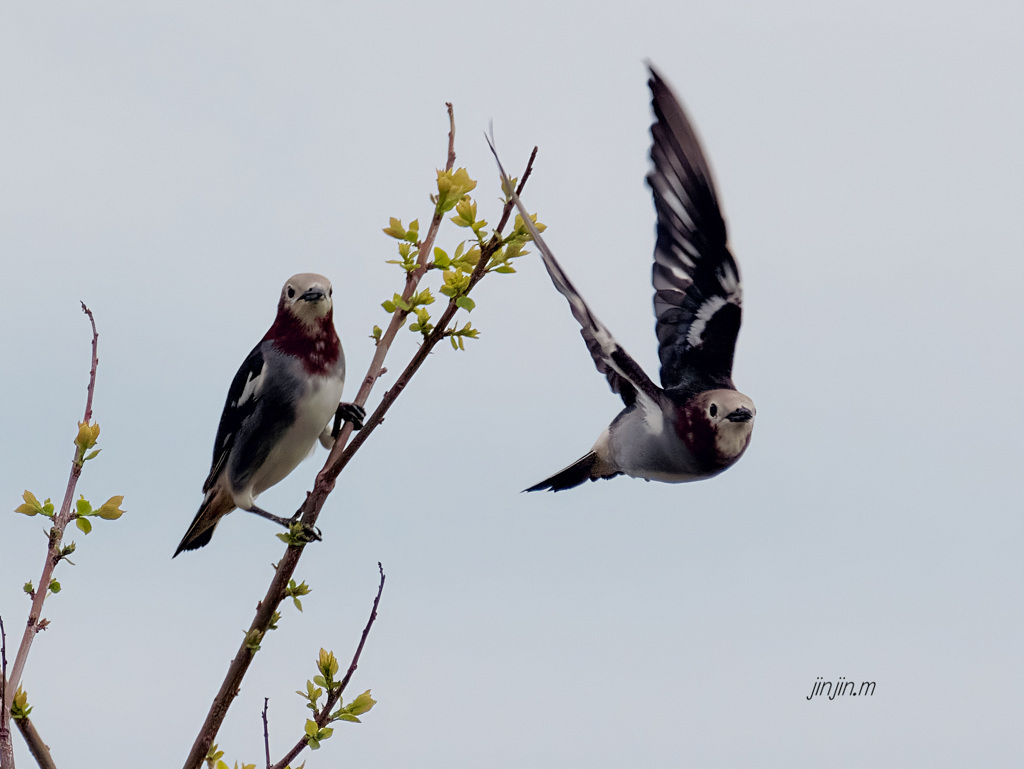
[647,66,743,392]
[487,136,662,407]
[203,344,266,491]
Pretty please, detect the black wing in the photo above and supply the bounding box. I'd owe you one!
[647,66,743,392]
[486,136,662,408]
[202,343,266,492]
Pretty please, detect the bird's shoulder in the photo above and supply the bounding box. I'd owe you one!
[203,341,273,491]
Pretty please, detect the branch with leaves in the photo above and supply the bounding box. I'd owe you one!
[182,104,541,769]
[1,305,126,769]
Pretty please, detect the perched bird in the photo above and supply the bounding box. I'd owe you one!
[174,273,364,555]
[492,66,755,492]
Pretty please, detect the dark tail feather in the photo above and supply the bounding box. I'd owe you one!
[173,523,215,556]
[173,489,233,557]
[525,452,618,492]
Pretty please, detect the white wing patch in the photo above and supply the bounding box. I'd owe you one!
[685,263,742,349]
[232,364,266,408]
[638,391,665,435]
[686,296,728,349]
[717,262,741,299]
[654,258,694,289]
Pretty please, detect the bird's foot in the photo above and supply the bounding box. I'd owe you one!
[247,505,322,545]
[280,519,322,546]
[332,402,366,438]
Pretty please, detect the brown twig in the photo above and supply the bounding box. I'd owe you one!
[0,614,10,769]
[270,563,385,769]
[12,720,55,769]
[182,114,538,769]
[1,307,97,769]
[4,305,98,712]
[262,699,270,769]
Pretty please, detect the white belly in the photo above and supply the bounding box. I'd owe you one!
[249,375,344,499]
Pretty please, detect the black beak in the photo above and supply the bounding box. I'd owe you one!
[299,287,326,303]
[726,407,753,423]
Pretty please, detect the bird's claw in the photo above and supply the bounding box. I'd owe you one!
[332,402,366,438]
[294,521,322,544]
[277,519,322,547]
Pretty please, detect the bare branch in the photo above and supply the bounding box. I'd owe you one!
[0,306,96,768]
[4,307,100,714]
[1,614,11,769]
[13,720,55,769]
[444,103,456,172]
[270,564,385,769]
[79,303,99,423]
[262,699,270,769]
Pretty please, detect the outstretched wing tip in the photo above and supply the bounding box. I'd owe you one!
[645,68,743,391]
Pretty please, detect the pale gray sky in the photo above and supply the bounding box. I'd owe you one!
[1,2,1022,766]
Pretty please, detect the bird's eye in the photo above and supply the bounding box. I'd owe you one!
[709,404,718,417]
[287,286,296,299]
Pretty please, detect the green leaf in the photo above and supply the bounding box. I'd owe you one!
[10,687,32,720]
[435,169,477,213]
[304,720,319,738]
[15,490,43,516]
[93,495,125,520]
[76,496,92,517]
[49,579,61,594]
[23,581,33,595]
[347,690,377,716]
[318,648,340,680]
[245,629,263,652]
[285,579,311,612]
[455,296,475,312]
[74,420,101,454]
[382,217,406,240]
[76,517,92,534]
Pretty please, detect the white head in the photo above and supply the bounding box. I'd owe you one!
[279,273,334,328]
[689,389,756,465]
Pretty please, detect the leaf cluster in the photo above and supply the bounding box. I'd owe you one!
[379,166,544,346]
[294,648,377,750]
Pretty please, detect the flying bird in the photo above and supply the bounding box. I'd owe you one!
[174,273,364,555]
[491,66,755,492]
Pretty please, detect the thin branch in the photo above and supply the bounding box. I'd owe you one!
[4,306,99,713]
[0,305,95,769]
[183,115,538,769]
[444,103,456,172]
[262,699,270,769]
[326,145,539,473]
[13,720,55,769]
[270,564,385,769]
[0,614,11,769]
[1,615,7,714]
[80,303,99,423]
